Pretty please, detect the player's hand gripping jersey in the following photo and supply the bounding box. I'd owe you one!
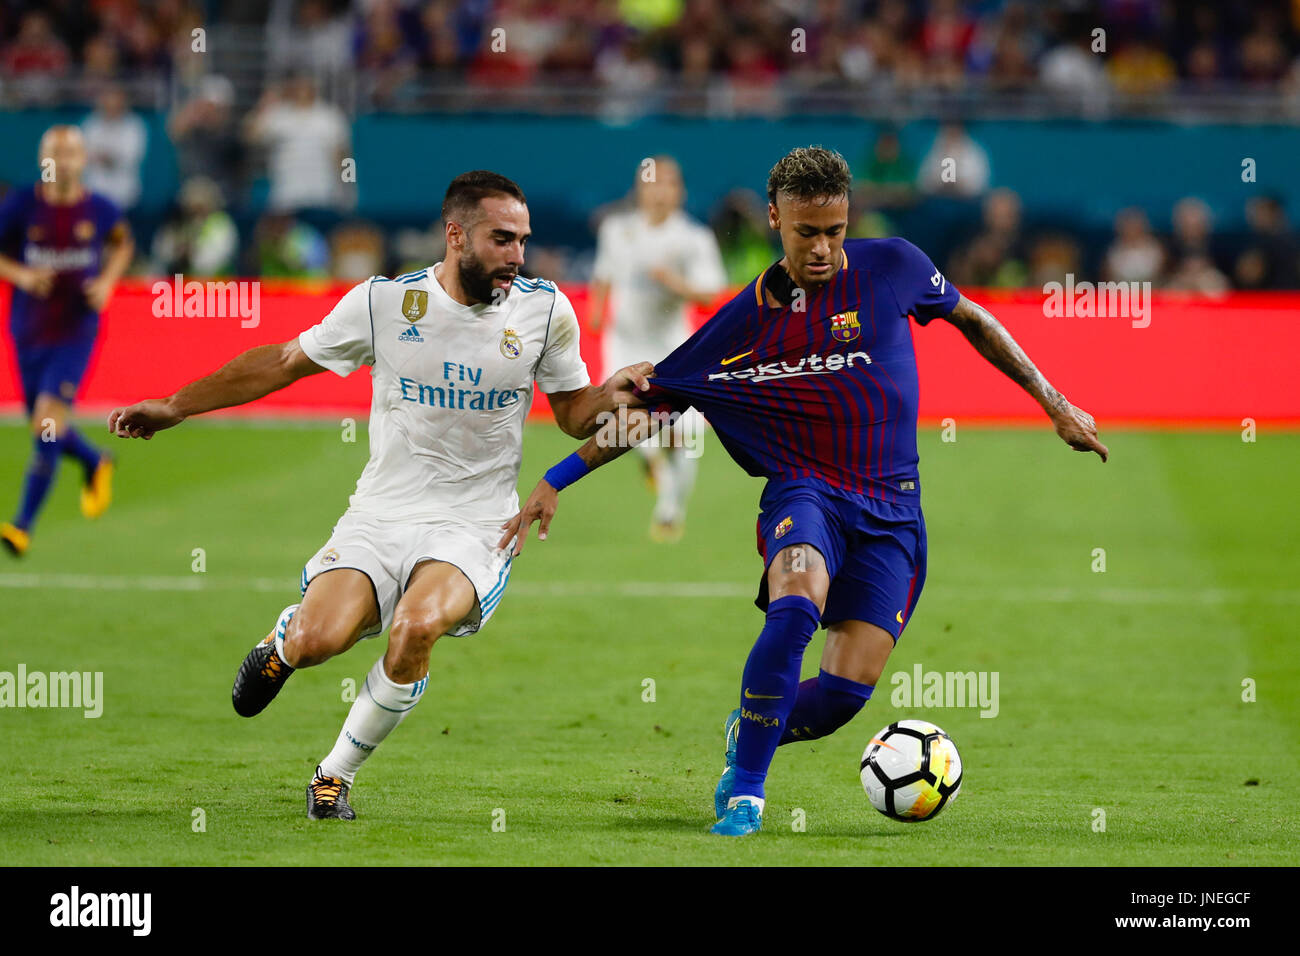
[644,238,960,505]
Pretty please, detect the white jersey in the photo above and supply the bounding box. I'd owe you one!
[592,208,725,367]
[298,265,589,524]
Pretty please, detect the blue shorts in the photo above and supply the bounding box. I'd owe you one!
[15,338,97,413]
[755,477,927,640]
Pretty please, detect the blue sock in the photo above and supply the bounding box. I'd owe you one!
[780,669,874,744]
[59,426,102,478]
[15,436,61,531]
[732,594,821,801]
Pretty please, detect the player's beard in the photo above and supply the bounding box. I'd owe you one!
[458,245,516,305]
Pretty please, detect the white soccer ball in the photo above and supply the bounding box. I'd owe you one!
[860,720,963,821]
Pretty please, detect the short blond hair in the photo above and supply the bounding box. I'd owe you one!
[766,146,851,205]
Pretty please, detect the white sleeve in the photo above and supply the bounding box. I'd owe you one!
[298,278,376,377]
[534,288,591,394]
[685,224,727,295]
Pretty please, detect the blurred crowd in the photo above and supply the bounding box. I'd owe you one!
[3,0,1300,107]
[12,88,1300,291]
[2,0,1299,289]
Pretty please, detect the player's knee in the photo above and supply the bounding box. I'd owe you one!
[386,610,450,678]
[284,615,350,667]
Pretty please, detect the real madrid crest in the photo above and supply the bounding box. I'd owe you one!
[830,310,860,343]
[401,289,428,321]
[322,548,340,565]
[500,328,522,360]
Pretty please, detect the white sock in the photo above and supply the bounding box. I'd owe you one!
[273,604,298,663]
[319,656,427,784]
[729,795,764,813]
[666,448,697,520]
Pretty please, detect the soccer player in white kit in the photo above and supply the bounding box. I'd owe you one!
[107,172,650,819]
[589,155,725,541]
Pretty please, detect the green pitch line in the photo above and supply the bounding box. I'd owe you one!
[0,422,1296,865]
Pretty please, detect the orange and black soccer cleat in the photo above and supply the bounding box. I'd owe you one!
[307,766,357,820]
[1,522,30,557]
[80,455,114,519]
[231,606,299,717]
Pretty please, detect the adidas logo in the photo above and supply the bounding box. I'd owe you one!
[398,325,423,344]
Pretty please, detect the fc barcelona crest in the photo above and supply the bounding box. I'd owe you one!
[830,310,860,343]
[401,289,428,321]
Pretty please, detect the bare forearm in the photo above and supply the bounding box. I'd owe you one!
[576,406,658,469]
[98,235,134,285]
[169,342,307,418]
[946,295,1067,417]
[0,253,27,284]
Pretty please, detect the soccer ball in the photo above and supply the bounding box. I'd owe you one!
[860,720,963,821]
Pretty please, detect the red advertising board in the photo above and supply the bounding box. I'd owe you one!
[1,281,1296,426]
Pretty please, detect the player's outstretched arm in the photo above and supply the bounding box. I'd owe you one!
[943,294,1109,462]
[498,405,665,556]
[547,361,655,439]
[107,339,326,439]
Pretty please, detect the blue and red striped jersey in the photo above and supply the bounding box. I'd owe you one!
[645,237,960,504]
[0,184,123,347]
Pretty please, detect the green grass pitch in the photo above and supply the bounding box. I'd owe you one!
[1,418,1297,865]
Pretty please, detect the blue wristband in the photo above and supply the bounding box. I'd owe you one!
[543,453,590,492]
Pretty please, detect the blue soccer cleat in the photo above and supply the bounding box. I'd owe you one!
[714,707,741,819]
[711,797,763,836]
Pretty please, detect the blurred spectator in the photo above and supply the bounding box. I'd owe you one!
[855,128,917,209]
[917,122,991,198]
[354,0,420,104]
[1026,233,1082,287]
[330,220,387,280]
[1234,196,1300,289]
[1103,208,1165,283]
[244,74,351,214]
[81,86,148,212]
[1039,29,1109,102]
[710,188,777,285]
[1167,197,1215,262]
[391,219,447,276]
[168,75,243,205]
[2,12,70,75]
[267,0,353,78]
[2,11,70,102]
[948,187,1029,287]
[251,212,330,278]
[150,176,239,276]
[1105,36,1176,96]
[1162,197,1229,292]
[1238,10,1290,88]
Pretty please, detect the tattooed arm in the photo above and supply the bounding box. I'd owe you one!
[943,294,1108,462]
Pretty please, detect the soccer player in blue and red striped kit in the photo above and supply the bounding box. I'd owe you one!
[0,126,132,556]
[503,146,1108,835]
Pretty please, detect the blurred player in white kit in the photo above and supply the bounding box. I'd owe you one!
[589,155,726,542]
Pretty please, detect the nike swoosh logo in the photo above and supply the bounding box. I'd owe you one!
[744,688,782,700]
[896,610,904,624]
[721,350,754,366]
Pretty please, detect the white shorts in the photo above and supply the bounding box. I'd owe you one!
[299,510,513,639]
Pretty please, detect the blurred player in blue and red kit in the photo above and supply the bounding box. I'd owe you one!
[505,146,1109,835]
[0,125,133,556]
